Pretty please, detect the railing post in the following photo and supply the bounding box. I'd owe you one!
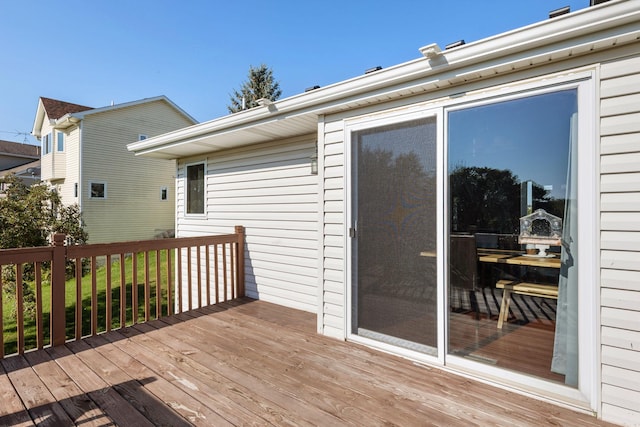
[234,225,245,297]
[51,233,66,346]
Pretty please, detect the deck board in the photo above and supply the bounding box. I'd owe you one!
[1,298,614,426]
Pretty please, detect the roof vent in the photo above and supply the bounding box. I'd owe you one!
[445,40,465,50]
[549,6,570,18]
[305,85,320,92]
[364,66,382,74]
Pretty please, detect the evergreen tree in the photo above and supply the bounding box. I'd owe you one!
[227,64,282,113]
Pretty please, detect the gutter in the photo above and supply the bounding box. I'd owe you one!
[54,114,82,130]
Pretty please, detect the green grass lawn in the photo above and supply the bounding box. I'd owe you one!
[2,250,173,355]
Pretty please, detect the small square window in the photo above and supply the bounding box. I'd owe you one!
[160,186,168,201]
[89,182,106,199]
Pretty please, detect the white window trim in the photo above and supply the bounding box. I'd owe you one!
[184,161,206,217]
[88,181,107,199]
[342,69,598,411]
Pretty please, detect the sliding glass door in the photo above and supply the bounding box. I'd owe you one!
[347,76,594,402]
[351,116,438,354]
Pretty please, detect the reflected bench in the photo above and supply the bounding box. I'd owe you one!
[496,280,558,329]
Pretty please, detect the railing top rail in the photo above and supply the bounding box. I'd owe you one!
[65,233,240,258]
[0,246,54,265]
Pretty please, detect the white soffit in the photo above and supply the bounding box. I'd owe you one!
[138,114,319,160]
[128,0,640,159]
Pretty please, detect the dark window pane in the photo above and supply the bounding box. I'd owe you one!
[90,182,105,198]
[186,164,204,214]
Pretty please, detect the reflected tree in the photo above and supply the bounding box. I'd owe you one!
[449,166,560,234]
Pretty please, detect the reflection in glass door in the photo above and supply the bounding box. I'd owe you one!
[351,117,438,355]
[447,89,579,386]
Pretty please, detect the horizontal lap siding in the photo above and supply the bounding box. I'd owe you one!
[81,101,192,243]
[321,120,346,338]
[177,136,319,313]
[599,54,640,425]
[39,119,55,182]
[59,129,80,206]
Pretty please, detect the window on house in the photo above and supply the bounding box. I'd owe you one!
[160,186,168,201]
[74,183,78,197]
[42,133,52,155]
[138,134,148,141]
[186,163,204,214]
[57,132,64,151]
[89,181,106,199]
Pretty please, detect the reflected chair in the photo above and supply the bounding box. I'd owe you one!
[449,234,480,318]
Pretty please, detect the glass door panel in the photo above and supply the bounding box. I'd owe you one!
[447,89,579,386]
[352,117,438,354]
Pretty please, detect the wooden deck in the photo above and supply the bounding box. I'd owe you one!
[1,298,612,426]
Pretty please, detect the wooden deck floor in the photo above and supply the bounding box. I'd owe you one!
[1,298,613,426]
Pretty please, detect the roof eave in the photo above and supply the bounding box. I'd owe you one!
[128,0,640,159]
[31,99,46,138]
[74,95,198,125]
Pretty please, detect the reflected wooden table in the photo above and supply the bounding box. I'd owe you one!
[477,249,560,328]
[477,250,561,269]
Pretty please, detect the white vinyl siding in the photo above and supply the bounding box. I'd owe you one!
[598,53,640,426]
[176,135,319,312]
[320,120,346,339]
[59,128,80,205]
[39,121,55,182]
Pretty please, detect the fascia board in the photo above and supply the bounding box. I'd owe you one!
[71,95,197,124]
[440,0,640,67]
[31,99,46,138]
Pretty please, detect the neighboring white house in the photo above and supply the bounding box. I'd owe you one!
[129,1,640,425]
[33,96,197,243]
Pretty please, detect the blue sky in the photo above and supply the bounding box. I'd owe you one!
[1,0,588,146]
